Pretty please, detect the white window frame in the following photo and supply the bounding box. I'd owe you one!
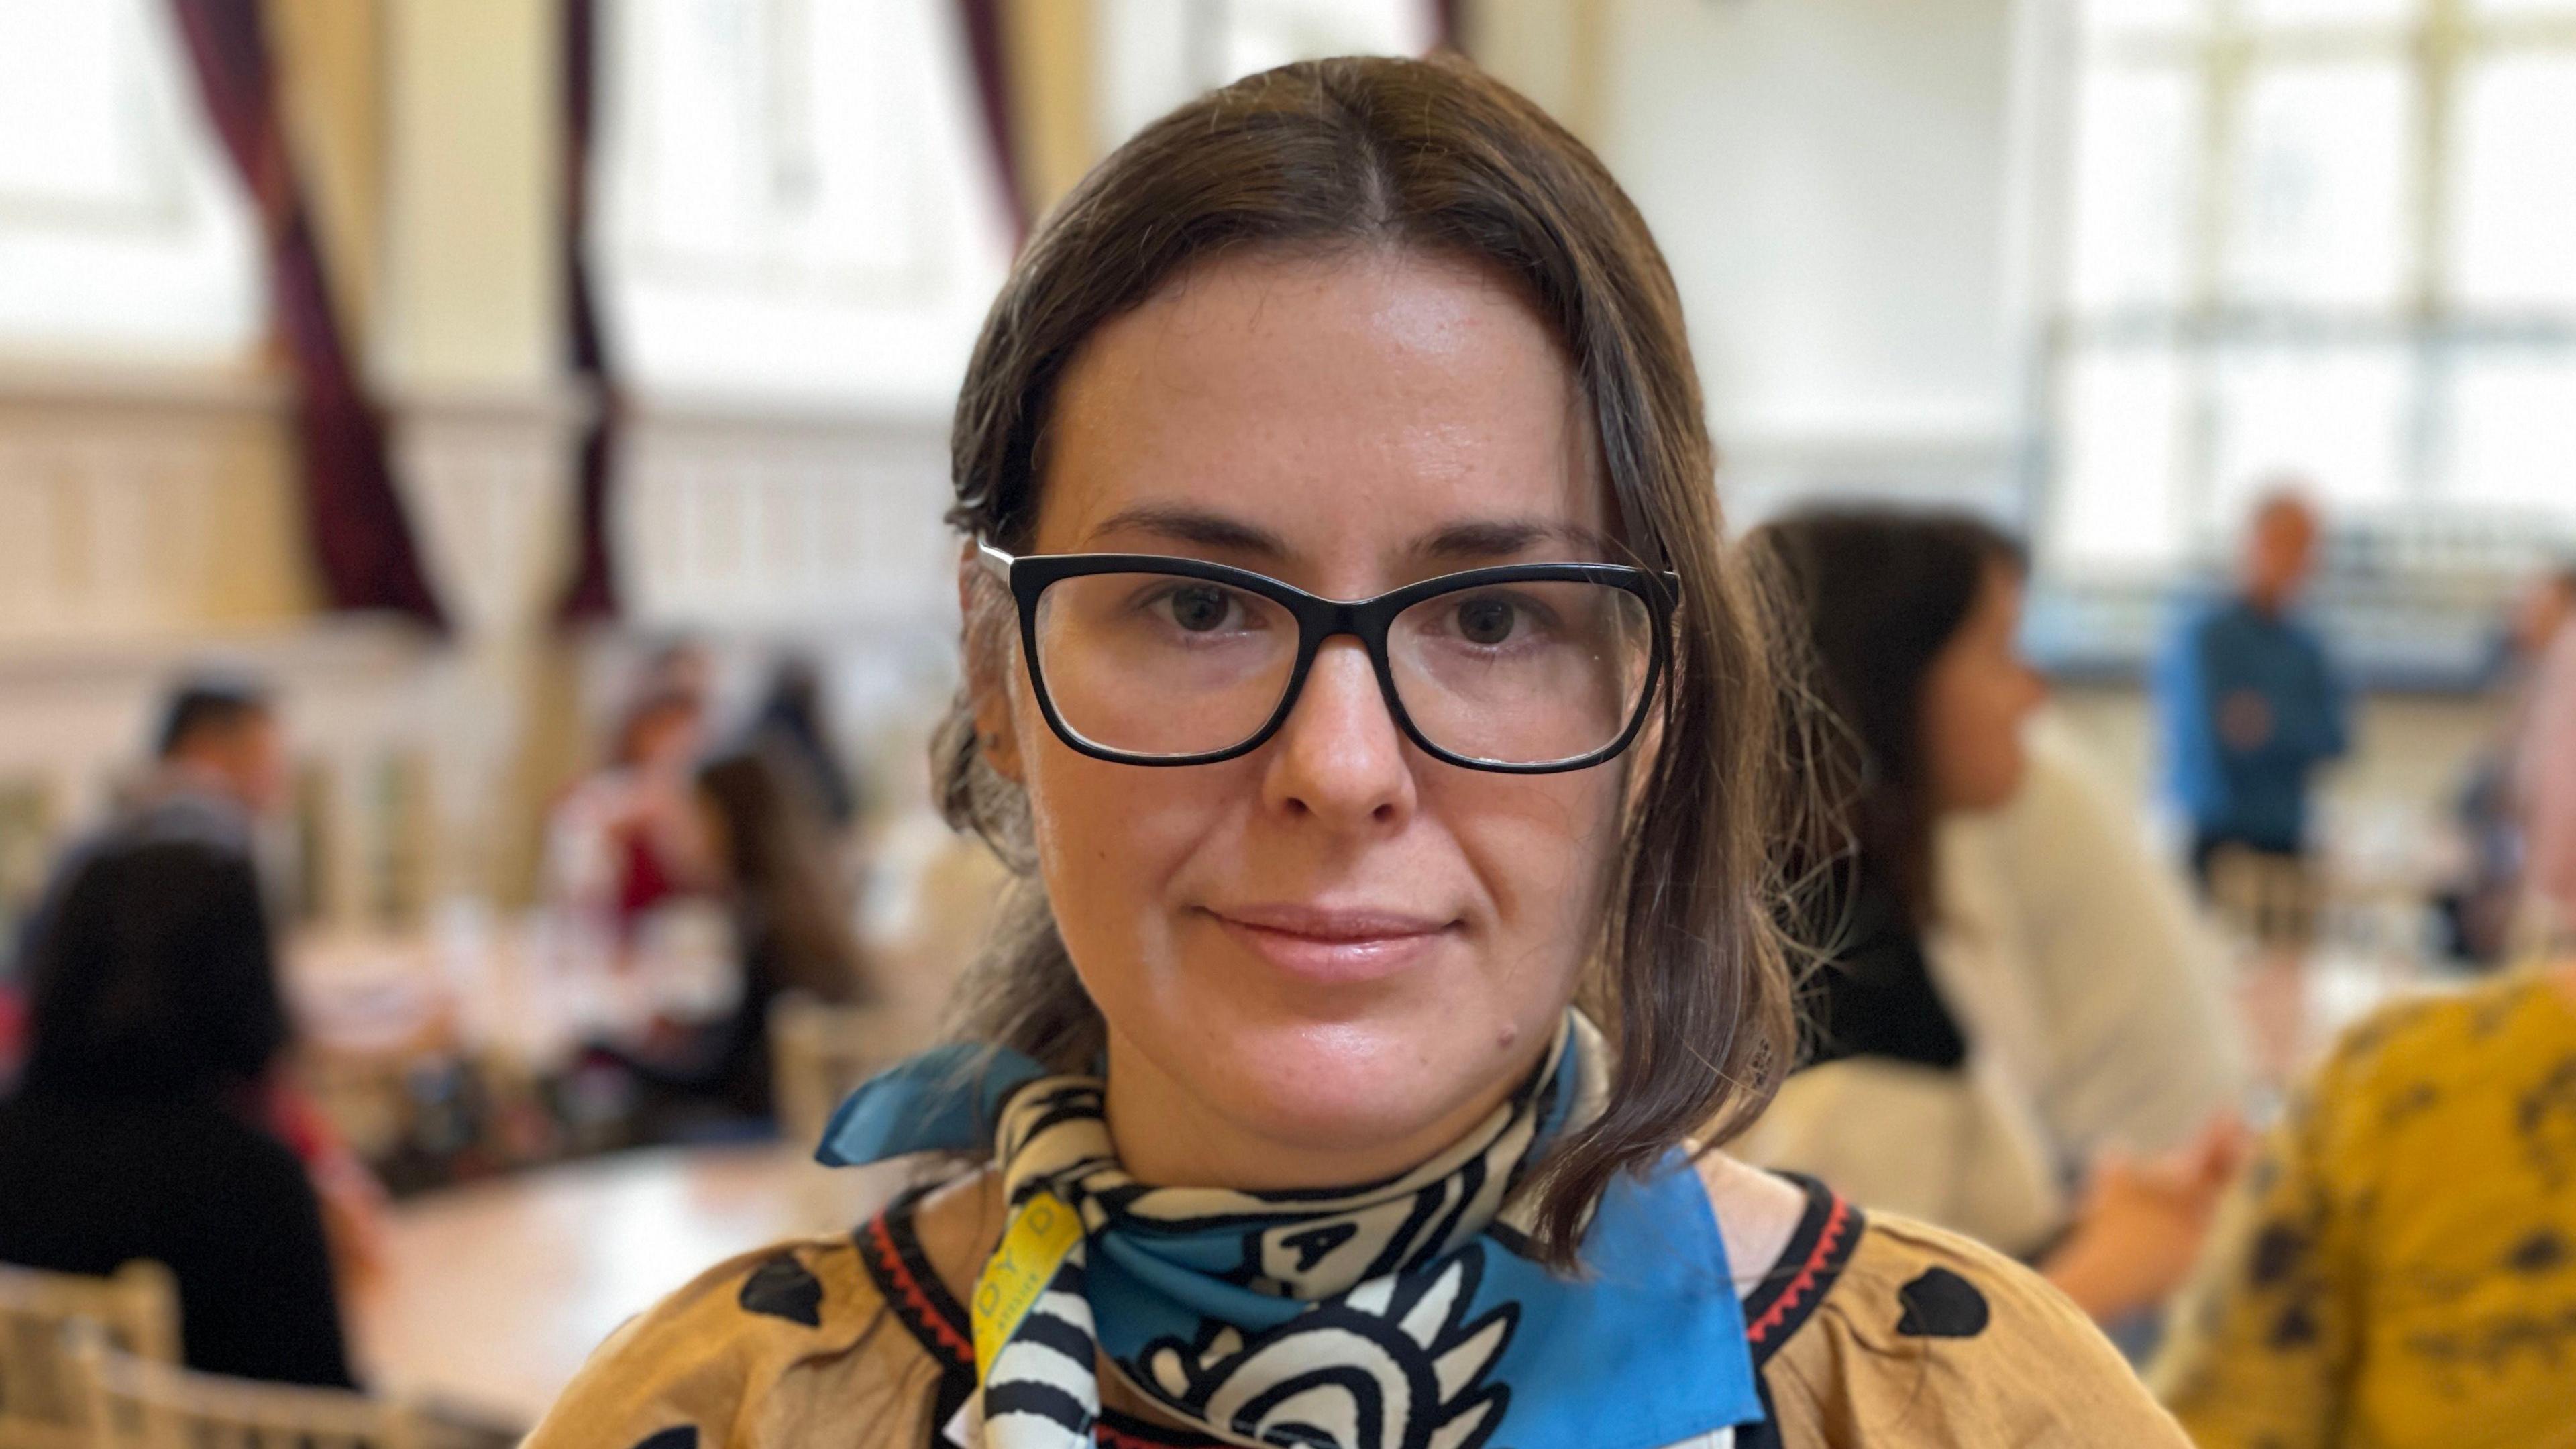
[2031,0,2576,583]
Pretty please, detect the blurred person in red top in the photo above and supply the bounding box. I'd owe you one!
[549,684,717,941]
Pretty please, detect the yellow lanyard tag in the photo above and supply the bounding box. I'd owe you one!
[972,1189,1084,1379]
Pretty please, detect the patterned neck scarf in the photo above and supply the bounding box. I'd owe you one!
[818,1014,1762,1449]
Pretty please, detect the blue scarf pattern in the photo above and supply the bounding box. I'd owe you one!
[818,1016,1762,1449]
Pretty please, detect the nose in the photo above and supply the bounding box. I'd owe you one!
[1260,637,1417,831]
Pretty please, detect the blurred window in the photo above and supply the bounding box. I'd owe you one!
[592,0,1015,407]
[0,0,266,363]
[1094,0,1435,154]
[2045,0,2576,582]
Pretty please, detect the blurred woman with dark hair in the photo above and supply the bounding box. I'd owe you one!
[0,835,352,1385]
[614,749,874,1130]
[1743,506,2242,1326]
[751,659,863,833]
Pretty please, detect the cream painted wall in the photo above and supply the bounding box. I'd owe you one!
[378,0,560,392]
[1604,0,2018,431]
[1478,0,2028,521]
[1466,0,1609,137]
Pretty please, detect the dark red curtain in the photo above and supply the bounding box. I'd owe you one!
[555,0,619,623]
[957,0,1031,244]
[1431,0,1464,52]
[166,0,446,631]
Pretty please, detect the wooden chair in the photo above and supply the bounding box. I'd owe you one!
[0,1261,179,1449]
[66,1326,421,1449]
[769,994,917,1151]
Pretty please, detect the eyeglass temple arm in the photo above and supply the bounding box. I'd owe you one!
[974,541,1016,579]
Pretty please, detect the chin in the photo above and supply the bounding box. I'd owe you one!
[1176,1006,1513,1156]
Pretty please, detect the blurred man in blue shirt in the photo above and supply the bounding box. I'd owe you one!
[2157,490,2350,884]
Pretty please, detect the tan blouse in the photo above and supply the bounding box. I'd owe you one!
[525,1162,2184,1449]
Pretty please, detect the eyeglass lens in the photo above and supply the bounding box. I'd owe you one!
[1028,572,1653,765]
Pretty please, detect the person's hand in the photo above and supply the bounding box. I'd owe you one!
[2043,1115,2250,1324]
[2218,689,2274,752]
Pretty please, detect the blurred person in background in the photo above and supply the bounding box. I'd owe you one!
[643,637,718,711]
[1943,711,2251,1191]
[2521,573,2576,947]
[2157,489,2350,905]
[548,685,715,940]
[530,57,2187,1448]
[8,674,387,1279]
[3,675,285,1079]
[1743,507,2244,1327]
[751,657,863,834]
[0,833,353,1386]
[2151,602,2576,1448]
[611,747,873,1134]
[124,675,291,848]
[2438,561,2576,963]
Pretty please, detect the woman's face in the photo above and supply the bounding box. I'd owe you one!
[1921,563,2046,816]
[972,250,1629,1187]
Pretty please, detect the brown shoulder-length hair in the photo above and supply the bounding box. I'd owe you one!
[934,54,1801,1267]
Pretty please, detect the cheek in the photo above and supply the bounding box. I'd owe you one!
[1436,767,1627,965]
[1925,672,2015,807]
[1018,733,1235,963]
[1960,676,2031,796]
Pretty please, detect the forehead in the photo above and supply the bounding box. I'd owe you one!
[1034,248,1605,569]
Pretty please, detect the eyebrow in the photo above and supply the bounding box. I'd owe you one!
[1079,504,1621,568]
[1407,518,1621,566]
[1083,505,1293,560]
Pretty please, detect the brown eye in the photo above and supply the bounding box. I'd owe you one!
[1454,596,1517,645]
[1166,585,1234,632]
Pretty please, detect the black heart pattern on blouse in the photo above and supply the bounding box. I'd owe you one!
[1894,1267,1990,1339]
[739,1253,826,1327]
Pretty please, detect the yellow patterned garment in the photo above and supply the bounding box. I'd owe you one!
[2154,973,2576,1449]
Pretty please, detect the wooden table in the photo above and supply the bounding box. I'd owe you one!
[354,1144,912,1428]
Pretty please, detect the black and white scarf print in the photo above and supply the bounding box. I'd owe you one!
[817,1014,1764,1449]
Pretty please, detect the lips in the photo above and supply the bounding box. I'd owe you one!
[1204,902,1456,985]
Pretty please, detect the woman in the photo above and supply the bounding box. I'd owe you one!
[616,748,875,1128]
[527,57,2182,1448]
[1741,508,2239,1322]
[549,687,714,938]
[0,833,352,1385]
[2150,593,2576,1448]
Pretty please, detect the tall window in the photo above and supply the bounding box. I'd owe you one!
[0,0,264,362]
[2045,0,2576,580]
[593,0,1015,405]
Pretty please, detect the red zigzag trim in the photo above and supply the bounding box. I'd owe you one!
[1746,1194,1854,1346]
[864,1214,975,1362]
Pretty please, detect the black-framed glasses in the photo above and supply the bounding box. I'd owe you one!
[977,542,1679,773]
